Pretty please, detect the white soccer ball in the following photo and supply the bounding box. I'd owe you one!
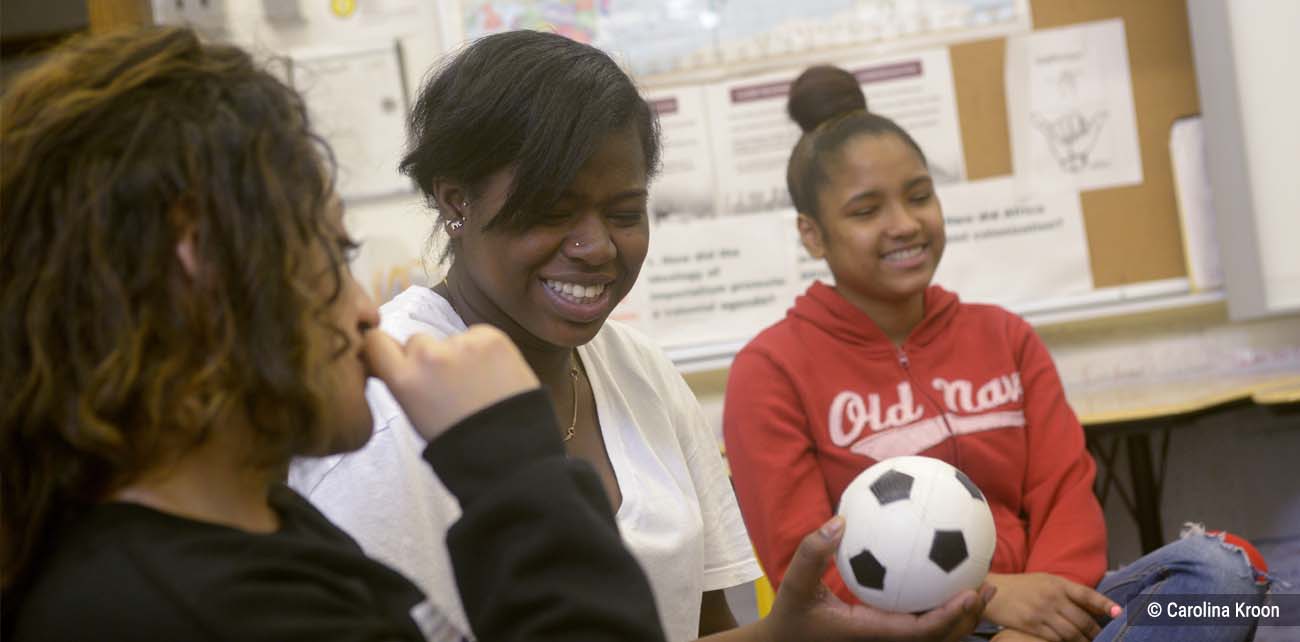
[834,455,996,613]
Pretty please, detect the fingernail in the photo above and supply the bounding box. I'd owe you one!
[820,515,845,538]
[963,593,978,611]
[1110,605,1122,618]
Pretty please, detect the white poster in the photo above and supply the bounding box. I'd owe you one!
[704,70,802,216]
[644,87,719,222]
[1006,18,1143,192]
[932,177,1093,307]
[853,50,967,184]
[641,214,795,349]
[1169,117,1223,291]
[707,47,966,218]
[292,44,412,202]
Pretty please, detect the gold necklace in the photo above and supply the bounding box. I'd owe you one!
[564,356,580,442]
[443,275,581,443]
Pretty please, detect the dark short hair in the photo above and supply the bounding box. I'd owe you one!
[786,65,927,219]
[400,30,660,239]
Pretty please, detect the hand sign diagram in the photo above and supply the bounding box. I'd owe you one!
[1032,110,1107,172]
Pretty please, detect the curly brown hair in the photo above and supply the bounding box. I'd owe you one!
[0,27,353,590]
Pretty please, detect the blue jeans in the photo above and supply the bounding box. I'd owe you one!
[970,524,1273,641]
[1092,524,1271,642]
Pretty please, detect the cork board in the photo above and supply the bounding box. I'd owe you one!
[951,0,1199,287]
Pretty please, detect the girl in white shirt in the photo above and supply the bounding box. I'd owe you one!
[292,30,759,641]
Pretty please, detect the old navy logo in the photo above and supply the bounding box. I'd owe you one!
[829,373,1025,459]
[932,374,1024,414]
[829,382,924,445]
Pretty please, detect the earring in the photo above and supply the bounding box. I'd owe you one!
[461,200,469,209]
[573,240,582,248]
[447,219,464,232]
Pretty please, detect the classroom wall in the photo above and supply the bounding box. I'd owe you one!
[1222,4,1300,312]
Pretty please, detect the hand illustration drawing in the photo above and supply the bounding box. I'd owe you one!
[1032,110,1107,172]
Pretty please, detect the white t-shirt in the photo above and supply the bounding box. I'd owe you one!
[291,287,760,642]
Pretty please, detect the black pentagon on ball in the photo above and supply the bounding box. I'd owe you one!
[929,530,968,573]
[954,469,985,501]
[849,549,887,590]
[869,469,914,505]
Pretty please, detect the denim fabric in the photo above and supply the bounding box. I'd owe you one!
[966,525,1272,641]
[1093,526,1270,642]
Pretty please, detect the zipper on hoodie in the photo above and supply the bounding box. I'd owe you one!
[897,346,962,469]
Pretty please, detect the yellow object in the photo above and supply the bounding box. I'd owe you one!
[1252,375,1300,405]
[754,574,774,618]
[331,0,356,18]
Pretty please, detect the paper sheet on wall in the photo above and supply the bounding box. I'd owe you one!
[1169,117,1223,291]
[292,44,411,202]
[644,87,719,222]
[932,177,1093,307]
[640,214,796,349]
[707,47,966,218]
[1005,18,1142,192]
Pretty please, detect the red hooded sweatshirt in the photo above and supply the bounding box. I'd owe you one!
[723,282,1106,603]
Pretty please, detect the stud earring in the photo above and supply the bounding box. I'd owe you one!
[447,219,464,232]
[573,240,582,248]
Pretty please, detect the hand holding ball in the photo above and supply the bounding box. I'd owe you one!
[835,456,996,612]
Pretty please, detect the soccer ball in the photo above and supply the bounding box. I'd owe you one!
[834,456,996,613]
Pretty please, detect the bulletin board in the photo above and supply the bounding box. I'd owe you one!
[952,0,1199,287]
[406,0,1210,359]
[167,0,1209,366]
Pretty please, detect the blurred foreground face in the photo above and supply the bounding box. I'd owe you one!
[302,202,381,456]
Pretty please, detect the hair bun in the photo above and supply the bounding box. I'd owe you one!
[787,65,867,134]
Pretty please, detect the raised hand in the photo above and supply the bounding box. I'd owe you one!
[364,325,540,442]
[759,516,994,642]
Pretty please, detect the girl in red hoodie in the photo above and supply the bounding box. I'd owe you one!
[722,65,1271,642]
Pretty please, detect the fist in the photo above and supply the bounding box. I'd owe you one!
[364,325,539,441]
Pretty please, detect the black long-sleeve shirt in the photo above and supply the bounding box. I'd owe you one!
[11,390,665,641]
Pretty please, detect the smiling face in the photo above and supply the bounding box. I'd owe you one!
[799,132,945,315]
[448,125,649,352]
